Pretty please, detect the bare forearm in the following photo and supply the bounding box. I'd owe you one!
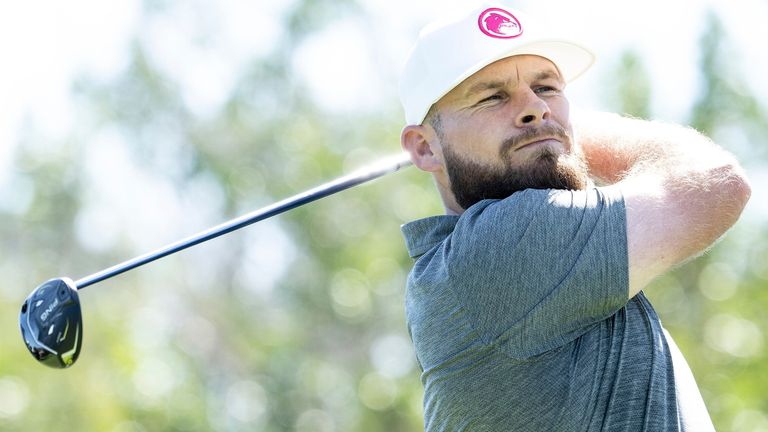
[574,111,751,294]
[573,111,746,186]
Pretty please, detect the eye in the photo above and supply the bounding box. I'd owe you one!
[478,92,506,104]
[534,85,560,95]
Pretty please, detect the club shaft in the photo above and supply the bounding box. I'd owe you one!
[74,153,412,289]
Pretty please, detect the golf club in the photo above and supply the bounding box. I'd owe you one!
[20,152,413,368]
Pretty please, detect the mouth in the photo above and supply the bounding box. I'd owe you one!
[514,137,562,152]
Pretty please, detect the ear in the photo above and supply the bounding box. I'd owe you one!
[401,125,443,173]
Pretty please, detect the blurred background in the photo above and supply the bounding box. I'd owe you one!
[1,0,766,430]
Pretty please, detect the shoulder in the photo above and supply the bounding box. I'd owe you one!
[458,187,624,229]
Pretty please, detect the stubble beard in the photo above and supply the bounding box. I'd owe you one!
[441,123,591,210]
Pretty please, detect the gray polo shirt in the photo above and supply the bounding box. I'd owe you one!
[401,188,713,431]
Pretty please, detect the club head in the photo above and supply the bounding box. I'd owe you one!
[19,278,83,368]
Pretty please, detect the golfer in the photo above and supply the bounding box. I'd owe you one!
[398,2,751,431]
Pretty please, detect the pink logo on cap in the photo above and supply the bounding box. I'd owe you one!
[478,8,523,39]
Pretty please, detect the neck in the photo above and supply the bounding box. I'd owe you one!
[434,173,464,215]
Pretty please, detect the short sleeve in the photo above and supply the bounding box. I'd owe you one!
[444,187,629,358]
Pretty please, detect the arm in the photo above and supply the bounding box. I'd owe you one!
[573,111,751,298]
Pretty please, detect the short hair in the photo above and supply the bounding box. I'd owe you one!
[424,104,443,138]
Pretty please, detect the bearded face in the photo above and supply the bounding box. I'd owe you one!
[439,121,590,210]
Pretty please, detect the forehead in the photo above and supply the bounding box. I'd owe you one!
[440,55,562,103]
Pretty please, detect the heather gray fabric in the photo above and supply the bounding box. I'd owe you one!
[401,188,714,431]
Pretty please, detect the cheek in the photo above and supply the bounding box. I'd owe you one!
[549,96,570,122]
[449,114,508,147]
[549,98,573,141]
[447,129,505,164]
[441,120,486,154]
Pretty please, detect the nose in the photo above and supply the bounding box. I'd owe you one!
[514,90,550,127]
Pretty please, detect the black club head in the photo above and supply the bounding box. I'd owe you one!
[19,278,83,368]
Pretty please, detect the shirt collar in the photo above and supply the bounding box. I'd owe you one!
[400,215,460,258]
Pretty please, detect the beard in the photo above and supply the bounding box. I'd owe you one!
[442,124,590,210]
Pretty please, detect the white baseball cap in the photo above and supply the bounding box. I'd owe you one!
[399,2,595,125]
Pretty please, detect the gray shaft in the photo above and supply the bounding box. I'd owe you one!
[75,153,412,289]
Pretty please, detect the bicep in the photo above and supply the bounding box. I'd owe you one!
[614,169,750,298]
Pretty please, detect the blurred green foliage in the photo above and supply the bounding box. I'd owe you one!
[0,3,765,432]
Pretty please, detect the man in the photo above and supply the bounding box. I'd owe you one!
[398,2,751,431]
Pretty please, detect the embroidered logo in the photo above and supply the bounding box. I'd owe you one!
[478,8,523,39]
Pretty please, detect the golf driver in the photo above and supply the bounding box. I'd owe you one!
[20,153,412,368]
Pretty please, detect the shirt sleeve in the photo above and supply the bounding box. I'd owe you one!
[444,187,629,358]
